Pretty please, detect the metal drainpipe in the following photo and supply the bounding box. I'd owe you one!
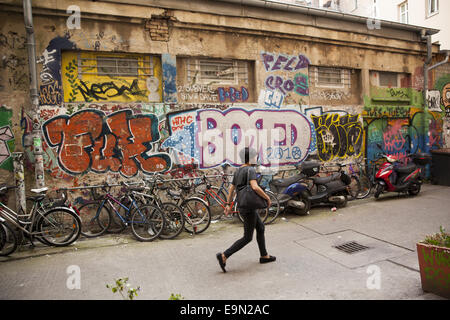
[23,0,45,188]
[421,33,433,154]
[428,50,449,72]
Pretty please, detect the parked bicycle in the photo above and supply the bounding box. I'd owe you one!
[0,184,81,256]
[122,179,185,240]
[159,177,212,235]
[78,184,165,242]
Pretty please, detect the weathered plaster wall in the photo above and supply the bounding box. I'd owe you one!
[0,1,446,194]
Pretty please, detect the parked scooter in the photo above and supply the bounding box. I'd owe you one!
[373,144,431,199]
[300,161,352,208]
[268,167,312,216]
[267,160,351,215]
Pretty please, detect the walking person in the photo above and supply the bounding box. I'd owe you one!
[216,147,276,273]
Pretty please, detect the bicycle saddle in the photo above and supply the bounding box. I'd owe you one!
[167,189,182,199]
[31,187,48,194]
[311,172,340,185]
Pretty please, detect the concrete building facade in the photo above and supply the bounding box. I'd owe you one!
[0,0,448,201]
[339,0,450,50]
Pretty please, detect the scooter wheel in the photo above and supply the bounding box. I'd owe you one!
[374,183,384,199]
[408,183,421,196]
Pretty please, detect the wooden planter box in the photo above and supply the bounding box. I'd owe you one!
[416,242,450,299]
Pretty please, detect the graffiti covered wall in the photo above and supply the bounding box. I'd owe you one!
[3,6,447,191]
[363,85,445,165]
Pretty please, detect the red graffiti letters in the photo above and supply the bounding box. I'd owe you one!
[42,109,171,177]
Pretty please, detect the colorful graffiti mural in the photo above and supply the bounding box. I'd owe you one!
[163,108,314,169]
[42,109,171,177]
[311,112,364,162]
[0,105,14,171]
[434,76,450,118]
[261,52,310,106]
[61,51,163,103]
[38,36,77,106]
[161,53,177,103]
[363,87,426,163]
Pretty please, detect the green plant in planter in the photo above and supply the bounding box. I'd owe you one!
[423,226,450,248]
[106,277,141,300]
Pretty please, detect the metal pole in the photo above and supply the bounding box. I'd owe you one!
[23,0,45,188]
[12,152,26,215]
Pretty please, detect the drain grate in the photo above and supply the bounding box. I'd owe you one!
[333,241,370,254]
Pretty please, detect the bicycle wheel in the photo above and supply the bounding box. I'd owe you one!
[0,221,18,256]
[347,175,361,200]
[181,197,211,234]
[198,186,227,221]
[159,202,185,240]
[78,201,112,238]
[262,190,281,224]
[130,204,165,242]
[356,174,372,199]
[37,208,81,247]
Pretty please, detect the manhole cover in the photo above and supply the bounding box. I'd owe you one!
[333,241,370,254]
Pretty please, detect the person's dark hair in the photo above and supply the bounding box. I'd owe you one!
[239,147,257,164]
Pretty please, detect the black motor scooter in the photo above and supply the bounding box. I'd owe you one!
[300,161,352,208]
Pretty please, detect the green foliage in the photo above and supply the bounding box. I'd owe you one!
[106,277,141,300]
[169,293,184,300]
[423,226,450,248]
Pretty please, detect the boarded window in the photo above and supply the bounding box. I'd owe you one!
[379,72,398,87]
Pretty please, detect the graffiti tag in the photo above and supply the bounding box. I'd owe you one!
[42,109,171,177]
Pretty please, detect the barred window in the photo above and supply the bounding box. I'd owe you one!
[187,58,249,85]
[78,55,153,77]
[310,66,351,88]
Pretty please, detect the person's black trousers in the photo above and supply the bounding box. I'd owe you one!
[224,208,268,258]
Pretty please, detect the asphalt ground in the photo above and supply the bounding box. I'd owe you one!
[0,183,449,300]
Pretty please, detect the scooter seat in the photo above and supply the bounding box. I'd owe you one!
[311,173,340,185]
[271,174,304,188]
[395,163,417,174]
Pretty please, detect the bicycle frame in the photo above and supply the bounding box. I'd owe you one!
[203,187,239,214]
[103,192,153,226]
[102,193,137,224]
[0,200,67,237]
[0,201,42,233]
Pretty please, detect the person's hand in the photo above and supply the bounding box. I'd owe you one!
[266,198,271,208]
[224,205,232,216]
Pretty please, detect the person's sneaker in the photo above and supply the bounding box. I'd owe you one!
[260,255,276,264]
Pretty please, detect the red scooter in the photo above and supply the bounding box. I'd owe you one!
[373,144,431,199]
